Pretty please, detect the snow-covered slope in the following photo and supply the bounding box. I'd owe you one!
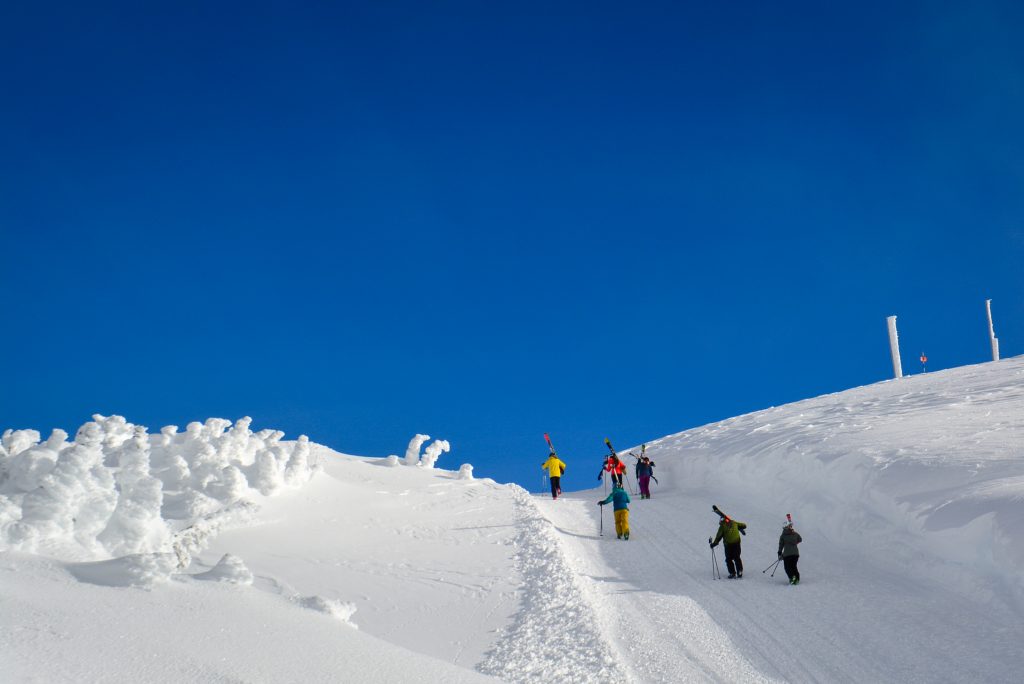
[2,358,1023,682]
[538,356,1024,682]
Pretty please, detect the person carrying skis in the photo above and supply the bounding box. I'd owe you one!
[635,455,656,499]
[598,481,631,539]
[710,515,747,578]
[542,452,567,499]
[599,454,626,487]
[778,520,802,585]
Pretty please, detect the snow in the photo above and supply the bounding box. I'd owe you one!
[3,358,1024,682]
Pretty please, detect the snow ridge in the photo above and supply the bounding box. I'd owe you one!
[478,485,627,683]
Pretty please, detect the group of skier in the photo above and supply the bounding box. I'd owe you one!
[540,435,803,584]
[709,509,802,584]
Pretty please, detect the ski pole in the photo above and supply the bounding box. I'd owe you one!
[763,558,782,574]
[600,504,604,536]
[709,538,721,579]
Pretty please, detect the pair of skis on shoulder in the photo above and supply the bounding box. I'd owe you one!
[713,505,793,530]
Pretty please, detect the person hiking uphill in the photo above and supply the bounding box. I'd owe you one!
[542,452,567,499]
[635,456,656,499]
[778,520,802,584]
[599,454,626,488]
[710,515,747,578]
[598,481,631,539]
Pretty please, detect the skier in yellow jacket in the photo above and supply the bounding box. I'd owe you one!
[542,453,567,499]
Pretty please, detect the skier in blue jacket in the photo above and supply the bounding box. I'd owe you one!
[598,482,631,539]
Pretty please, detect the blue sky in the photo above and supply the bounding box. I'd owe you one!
[2,1,1022,489]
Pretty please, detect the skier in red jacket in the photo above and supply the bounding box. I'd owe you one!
[598,454,626,487]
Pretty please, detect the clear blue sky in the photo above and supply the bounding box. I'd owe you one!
[2,1,1022,489]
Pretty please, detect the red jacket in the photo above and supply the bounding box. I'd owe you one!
[604,457,625,474]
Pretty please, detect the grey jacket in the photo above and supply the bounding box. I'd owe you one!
[778,528,802,557]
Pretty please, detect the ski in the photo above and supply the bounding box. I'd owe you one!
[544,433,557,456]
[712,504,728,520]
[604,437,617,457]
[787,512,793,526]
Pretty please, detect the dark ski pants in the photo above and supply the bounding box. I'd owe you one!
[549,476,561,499]
[638,475,651,497]
[724,542,743,576]
[784,555,799,582]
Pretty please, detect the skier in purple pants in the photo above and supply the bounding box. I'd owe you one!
[635,456,656,499]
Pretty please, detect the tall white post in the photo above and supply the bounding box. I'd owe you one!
[887,315,903,379]
[986,299,1000,361]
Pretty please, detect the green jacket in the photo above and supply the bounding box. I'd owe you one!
[713,519,746,545]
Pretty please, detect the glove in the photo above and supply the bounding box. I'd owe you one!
[740,528,746,536]
[709,541,716,549]
[597,501,605,506]
[597,475,603,481]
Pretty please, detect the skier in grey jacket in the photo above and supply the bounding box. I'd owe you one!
[777,522,802,585]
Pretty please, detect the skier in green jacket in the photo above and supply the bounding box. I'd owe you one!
[710,515,747,578]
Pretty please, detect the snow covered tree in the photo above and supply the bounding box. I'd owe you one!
[405,434,430,466]
[420,439,450,469]
[98,426,170,556]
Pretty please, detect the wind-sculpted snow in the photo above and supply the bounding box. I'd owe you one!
[0,415,322,566]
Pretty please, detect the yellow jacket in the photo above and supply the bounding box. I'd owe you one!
[542,455,566,477]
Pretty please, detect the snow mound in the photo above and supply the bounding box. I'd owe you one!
[66,552,178,588]
[294,594,359,627]
[193,553,254,585]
